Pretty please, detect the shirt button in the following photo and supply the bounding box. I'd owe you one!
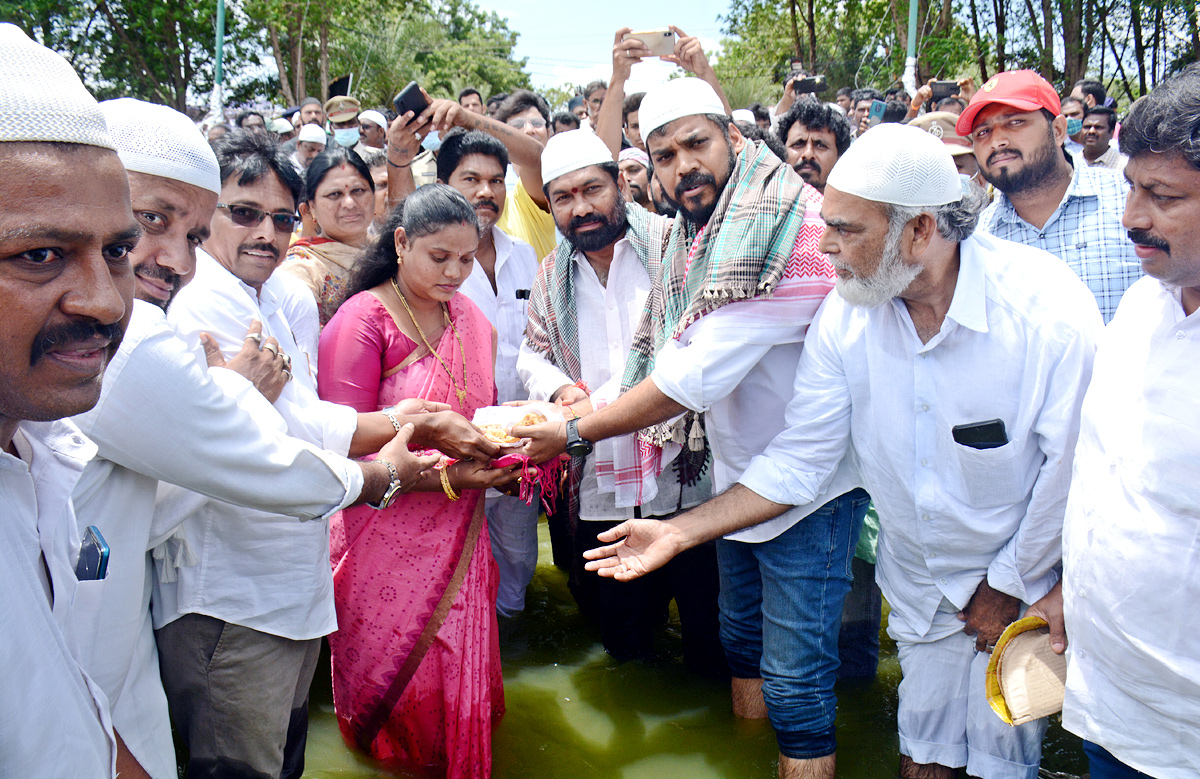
[921,404,930,412]
[921,458,929,467]
[922,513,931,521]
[1177,330,1186,340]
[940,578,948,585]
[1077,649,1086,659]
[928,552,937,559]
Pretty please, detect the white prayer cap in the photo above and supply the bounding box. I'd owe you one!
[101,98,221,195]
[297,124,327,144]
[825,123,962,207]
[732,108,755,124]
[618,146,649,169]
[358,110,387,130]
[540,130,613,185]
[638,78,726,141]
[0,23,113,150]
[268,117,294,134]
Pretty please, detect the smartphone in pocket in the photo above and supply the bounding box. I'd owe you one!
[75,525,110,581]
[952,419,1008,450]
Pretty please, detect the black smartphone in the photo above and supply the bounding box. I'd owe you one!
[952,419,1009,450]
[930,80,959,102]
[392,81,430,118]
[793,75,828,94]
[75,525,110,581]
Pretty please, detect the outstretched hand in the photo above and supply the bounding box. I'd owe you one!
[378,423,442,486]
[662,26,713,78]
[411,410,502,462]
[1024,581,1066,654]
[582,519,686,581]
[205,320,290,403]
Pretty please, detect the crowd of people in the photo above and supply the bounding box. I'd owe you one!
[1,16,1196,779]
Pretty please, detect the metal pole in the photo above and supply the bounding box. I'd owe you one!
[211,0,226,117]
[902,0,920,97]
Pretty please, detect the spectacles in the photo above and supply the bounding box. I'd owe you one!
[216,203,299,232]
[507,117,547,130]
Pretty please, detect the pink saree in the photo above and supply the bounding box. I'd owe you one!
[318,290,503,778]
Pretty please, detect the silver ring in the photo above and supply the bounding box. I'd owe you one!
[282,368,293,382]
[282,353,292,369]
[262,343,279,357]
[245,333,263,346]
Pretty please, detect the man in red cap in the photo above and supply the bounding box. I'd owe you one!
[957,69,1139,322]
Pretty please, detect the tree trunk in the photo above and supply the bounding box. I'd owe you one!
[1130,0,1147,92]
[269,24,296,105]
[1039,0,1053,77]
[1187,0,1200,64]
[807,0,817,71]
[319,19,330,101]
[1102,21,1135,102]
[967,0,990,79]
[991,0,1008,72]
[788,0,803,62]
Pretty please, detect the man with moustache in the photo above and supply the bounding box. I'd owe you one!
[69,100,462,778]
[153,130,499,779]
[517,130,722,672]
[0,23,138,778]
[775,100,852,193]
[437,128,541,621]
[583,124,1103,779]
[1024,63,1200,779]
[514,79,866,779]
[617,146,653,209]
[957,70,1140,322]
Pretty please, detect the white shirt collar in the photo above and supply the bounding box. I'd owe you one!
[943,236,990,334]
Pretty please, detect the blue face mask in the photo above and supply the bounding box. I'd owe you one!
[422,130,442,152]
[1066,117,1083,136]
[333,127,360,147]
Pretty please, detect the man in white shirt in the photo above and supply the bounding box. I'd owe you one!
[0,23,138,778]
[517,130,722,672]
[1027,63,1200,779]
[515,80,867,778]
[583,124,1103,779]
[152,130,496,779]
[68,99,459,779]
[437,128,542,619]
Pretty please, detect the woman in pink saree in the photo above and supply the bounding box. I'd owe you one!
[318,185,520,777]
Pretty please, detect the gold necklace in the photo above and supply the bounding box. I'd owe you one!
[391,276,468,406]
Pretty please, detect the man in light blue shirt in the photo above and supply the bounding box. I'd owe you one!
[956,70,1140,322]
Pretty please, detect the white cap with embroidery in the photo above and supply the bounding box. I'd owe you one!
[101,98,221,195]
[826,123,962,207]
[540,130,614,185]
[358,110,388,130]
[638,78,726,141]
[0,23,113,150]
[297,124,327,144]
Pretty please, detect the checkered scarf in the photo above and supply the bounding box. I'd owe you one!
[523,202,671,378]
[620,139,809,446]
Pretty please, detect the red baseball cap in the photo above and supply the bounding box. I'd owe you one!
[956,70,1062,136]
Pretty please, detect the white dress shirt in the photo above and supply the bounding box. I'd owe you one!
[153,251,358,639]
[459,226,539,405]
[0,420,115,778]
[740,233,1102,639]
[68,301,362,777]
[518,238,707,519]
[1061,277,1200,777]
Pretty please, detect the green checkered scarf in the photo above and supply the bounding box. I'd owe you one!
[620,139,808,444]
[523,202,672,380]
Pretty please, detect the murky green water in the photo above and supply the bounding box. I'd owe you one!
[303,522,1087,778]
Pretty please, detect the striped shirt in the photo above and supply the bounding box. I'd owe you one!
[978,162,1140,322]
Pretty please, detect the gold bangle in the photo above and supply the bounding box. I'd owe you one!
[440,467,460,501]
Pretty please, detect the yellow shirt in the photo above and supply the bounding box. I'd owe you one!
[497,179,557,260]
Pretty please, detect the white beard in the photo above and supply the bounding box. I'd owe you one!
[834,222,921,308]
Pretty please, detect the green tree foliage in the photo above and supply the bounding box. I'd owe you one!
[2,0,269,110]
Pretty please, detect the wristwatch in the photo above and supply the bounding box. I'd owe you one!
[565,418,594,458]
[367,458,405,510]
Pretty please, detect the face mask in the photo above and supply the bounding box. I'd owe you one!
[333,127,360,147]
[422,130,442,152]
[1066,117,1083,136]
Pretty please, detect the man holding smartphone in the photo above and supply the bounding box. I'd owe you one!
[583,125,1103,779]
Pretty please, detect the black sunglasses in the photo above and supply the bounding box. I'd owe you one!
[216,203,299,232]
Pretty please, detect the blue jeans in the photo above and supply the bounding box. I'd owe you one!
[716,488,870,759]
[1083,742,1154,779]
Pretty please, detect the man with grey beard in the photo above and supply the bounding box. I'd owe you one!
[583,124,1103,779]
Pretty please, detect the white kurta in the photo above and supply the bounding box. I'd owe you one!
[518,238,708,520]
[68,300,362,777]
[0,420,115,778]
[1061,276,1200,777]
[740,233,1102,639]
[153,251,358,639]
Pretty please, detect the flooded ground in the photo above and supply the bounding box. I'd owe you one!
[303,522,1088,778]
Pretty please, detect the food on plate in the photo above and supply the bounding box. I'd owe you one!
[477,412,547,445]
